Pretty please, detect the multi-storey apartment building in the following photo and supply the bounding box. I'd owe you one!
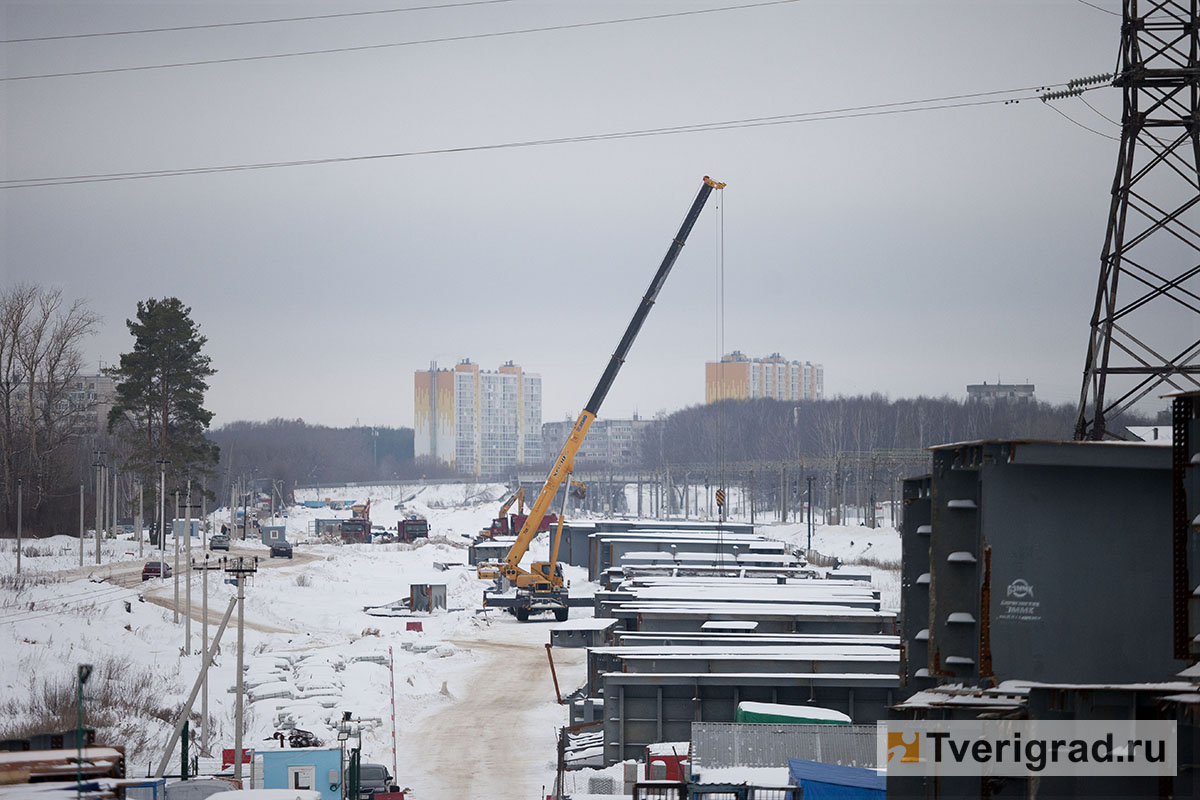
[541,415,652,469]
[414,360,542,476]
[705,351,823,403]
[70,373,117,433]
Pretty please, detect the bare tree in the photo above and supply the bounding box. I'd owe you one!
[0,284,100,532]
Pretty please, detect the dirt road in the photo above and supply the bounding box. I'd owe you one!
[403,635,585,800]
[53,544,320,634]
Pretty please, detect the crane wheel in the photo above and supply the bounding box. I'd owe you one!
[554,608,569,622]
[515,607,530,621]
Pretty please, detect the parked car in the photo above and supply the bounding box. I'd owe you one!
[141,561,172,581]
[358,762,399,798]
[269,540,293,559]
[208,533,230,551]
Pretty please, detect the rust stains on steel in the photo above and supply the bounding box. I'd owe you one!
[979,545,994,683]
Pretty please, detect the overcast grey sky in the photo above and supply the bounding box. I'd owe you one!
[2,0,1126,429]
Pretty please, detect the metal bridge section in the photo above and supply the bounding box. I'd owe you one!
[1076,1,1200,439]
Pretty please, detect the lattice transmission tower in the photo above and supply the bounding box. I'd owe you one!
[1075,0,1200,440]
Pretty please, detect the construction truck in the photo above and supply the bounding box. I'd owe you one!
[476,176,725,621]
[397,516,430,542]
[341,500,372,543]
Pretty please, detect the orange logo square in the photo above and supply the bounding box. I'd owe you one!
[888,731,920,763]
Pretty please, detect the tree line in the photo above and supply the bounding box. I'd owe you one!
[629,395,1158,524]
[639,394,1157,468]
[207,419,420,498]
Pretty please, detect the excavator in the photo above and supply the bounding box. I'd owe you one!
[479,487,526,540]
[480,481,587,540]
[476,176,725,621]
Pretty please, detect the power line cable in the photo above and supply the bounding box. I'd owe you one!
[1044,99,1120,141]
[0,85,1063,189]
[0,582,138,623]
[1079,94,1119,126]
[1075,0,1121,16]
[0,0,518,44]
[1,0,806,81]
[0,586,158,626]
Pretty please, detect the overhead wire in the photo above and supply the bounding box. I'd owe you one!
[1,86,1066,189]
[1079,94,1119,126]
[0,0,519,44]
[1,0,807,82]
[0,587,159,627]
[1044,100,1121,141]
[0,581,139,623]
[1075,0,1121,16]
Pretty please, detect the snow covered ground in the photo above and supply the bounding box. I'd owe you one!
[0,481,898,798]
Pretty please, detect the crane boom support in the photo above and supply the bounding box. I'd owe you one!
[498,176,724,577]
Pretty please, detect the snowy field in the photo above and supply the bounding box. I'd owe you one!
[0,481,899,799]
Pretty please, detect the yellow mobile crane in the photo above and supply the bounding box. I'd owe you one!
[477,176,725,621]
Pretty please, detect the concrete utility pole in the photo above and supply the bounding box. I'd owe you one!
[156,459,170,573]
[93,454,103,565]
[16,479,22,574]
[100,464,107,558]
[193,555,221,755]
[111,468,118,543]
[173,490,180,624]
[224,556,259,784]
[807,475,814,554]
[136,482,143,559]
[79,483,84,568]
[154,594,236,779]
[184,482,193,652]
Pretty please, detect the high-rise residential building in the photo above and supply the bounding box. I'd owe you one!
[414,360,542,476]
[541,414,652,469]
[705,351,823,403]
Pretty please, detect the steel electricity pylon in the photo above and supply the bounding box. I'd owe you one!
[1076,0,1200,440]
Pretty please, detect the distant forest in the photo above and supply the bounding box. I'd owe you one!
[208,419,427,497]
[638,395,1159,468]
[205,397,1159,496]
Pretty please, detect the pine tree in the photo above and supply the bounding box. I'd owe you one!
[106,298,219,494]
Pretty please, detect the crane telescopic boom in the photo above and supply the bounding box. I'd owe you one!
[483,177,725,604]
